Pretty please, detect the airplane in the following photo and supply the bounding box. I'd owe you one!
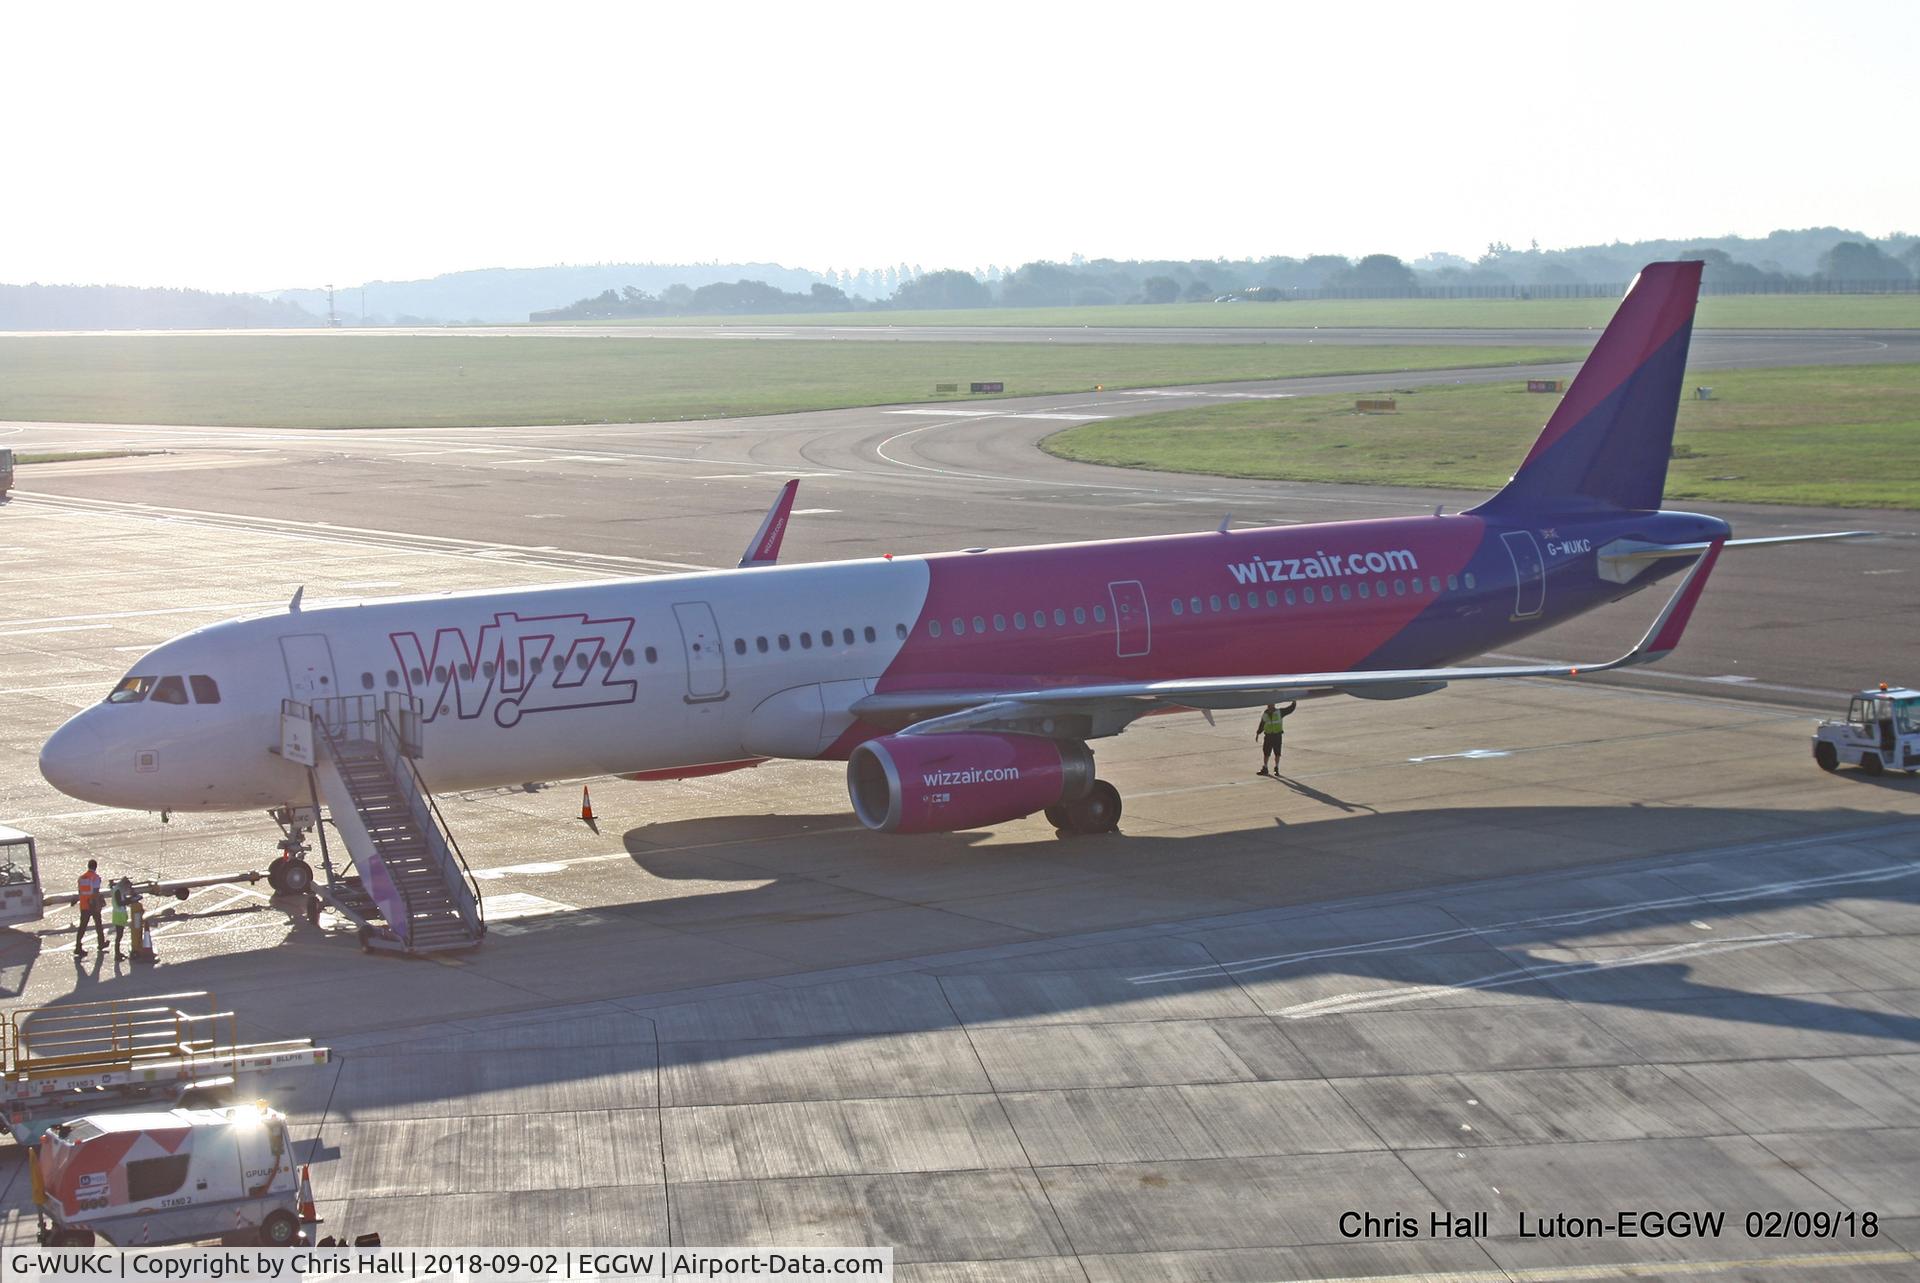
[39,261,1867,850]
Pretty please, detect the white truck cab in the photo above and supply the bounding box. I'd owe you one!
[32,1104,305,1247]
[1814,685,1920,776]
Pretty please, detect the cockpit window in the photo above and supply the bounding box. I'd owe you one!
[106,676,155,704]
[189,675,221,704]
[150,676,189,705]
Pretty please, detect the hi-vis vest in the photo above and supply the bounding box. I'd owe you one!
[77,870,102,911]
[1261,709,1288,735]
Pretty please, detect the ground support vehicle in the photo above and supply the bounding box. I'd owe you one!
[1813,686,1920,776]
[1,991,329,1146]
[30,1104,311,1246]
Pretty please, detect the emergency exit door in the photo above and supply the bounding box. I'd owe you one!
[1500,531,1546,619]
[1108,580,1151,658]
[673,602,728,702]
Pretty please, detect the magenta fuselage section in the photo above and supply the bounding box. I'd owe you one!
[879,514,1486,695]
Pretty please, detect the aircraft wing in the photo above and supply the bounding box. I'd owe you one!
[738,479,800,568]
[852,540,1723,740]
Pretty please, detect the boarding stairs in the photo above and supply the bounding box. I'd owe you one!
[285,694,485,955]
[1,991,329,1144]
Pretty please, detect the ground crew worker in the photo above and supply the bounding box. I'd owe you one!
[74,858,105,958]
[110,877,134,962]
[1256,701,1299,776]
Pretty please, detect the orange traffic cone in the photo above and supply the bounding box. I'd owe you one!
[297,1164,319,1222]
[580,786,594,822]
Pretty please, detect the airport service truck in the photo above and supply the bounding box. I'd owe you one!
[31,1104,309,1246]
[1813,685,1920,776]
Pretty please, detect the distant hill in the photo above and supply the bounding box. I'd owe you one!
[272,263,835,326]
[0,283,322,330]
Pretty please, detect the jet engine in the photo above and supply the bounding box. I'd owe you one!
[848,733,1096,834]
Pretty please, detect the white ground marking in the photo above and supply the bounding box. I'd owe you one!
[1131,836,1920,985]
[1407,748,1513,762]
[0,624,112,637]
[1272,932,1807,1019]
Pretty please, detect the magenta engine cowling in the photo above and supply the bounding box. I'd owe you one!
[847,733,1095,833]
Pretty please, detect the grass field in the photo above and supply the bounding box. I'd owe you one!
[585,294,1920,331]
[1041,364,1920,510]
[0,336,1575,429]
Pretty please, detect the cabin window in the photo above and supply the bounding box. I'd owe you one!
[894,623,907,640]
[620,649,634,665]
[863,626,876,643]
[1014,612,1027,630]
[1093,605,1106,623]
[434,666,448,683]
[1284,588,1296,606]
[644,646,658,663]
[1189,597,1202,614]
[1033,610,1046,629]
[577,654,592,671]
[192,674,224,702]
[361,672,375,690]
[1321,585,1334,602]
[1376,580,1388,597]
[1358,582,1370,599]
[778,634,791,651]
[410,667,425,683]
[1073,606,1087,624]
[149,675,189,705]
[1464,572,1477,589]
[952,618,965,636]
[598,652,613,668]
[993,615,1006,632]
[756,636,769,652]
[843,628,856,645]
[973,615,986,633]
[1053,608,1066,626]
[458,664,473,680]
[1446,575,1458,591]
[800,632,813,649]
[125,1155,191,1202]
[482,661,496,678]
[105,675,151,703]
[1208,596,1221,612]
[1170,599,1183,616]
[1228,593,1241,610]
[1339,584,1352,600]
[929,620,942,638]
[1395,579,1407,596]
[386,668,401,686]
[1429,576,1442,593]
[733,638,747,655]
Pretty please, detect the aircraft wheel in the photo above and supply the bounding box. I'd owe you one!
[1814,742,1839,772]
[1860,753,1884,777]
[280,859,315,896]
[1064,780,1122,835]
[267,860,288,894]
[1042,803,1070,830]
[258,1209,300,1246]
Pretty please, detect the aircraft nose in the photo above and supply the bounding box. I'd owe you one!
[39,713,113,804]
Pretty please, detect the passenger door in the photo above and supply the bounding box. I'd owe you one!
[672,602,728,703]
[1500,531,1546,620]
[1108,580,1151,658]
[279,634,338,701]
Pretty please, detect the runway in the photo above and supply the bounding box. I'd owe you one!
[1,363,1917,1274]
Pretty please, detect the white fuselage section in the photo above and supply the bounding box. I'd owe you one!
[39,558,929,811]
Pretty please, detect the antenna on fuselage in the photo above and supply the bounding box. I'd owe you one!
[289,585,304,613]
[1217,513,1233,533]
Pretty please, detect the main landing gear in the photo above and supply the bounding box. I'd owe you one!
[1044,780,1123,836]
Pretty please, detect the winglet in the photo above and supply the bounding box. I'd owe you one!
[1621,538,1722,666]
[739,479,800,568]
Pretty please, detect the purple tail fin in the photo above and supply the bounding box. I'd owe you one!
[1472,261,1703,516]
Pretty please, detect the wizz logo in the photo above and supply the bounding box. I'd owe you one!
[390,610,638,728]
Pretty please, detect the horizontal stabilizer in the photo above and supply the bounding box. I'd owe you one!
[1597,530,1872,583]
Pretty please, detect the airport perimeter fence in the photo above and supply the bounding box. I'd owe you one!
[1238,278,1920,301]
[1228,278,1920,301]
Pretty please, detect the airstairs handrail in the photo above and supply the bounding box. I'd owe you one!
[374,707,486,937]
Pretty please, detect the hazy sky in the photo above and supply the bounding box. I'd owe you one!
[4,1,1914,292]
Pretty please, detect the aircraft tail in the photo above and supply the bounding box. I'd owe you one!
[1471,260,1703,516]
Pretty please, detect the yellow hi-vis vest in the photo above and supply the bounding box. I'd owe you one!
[1261,709,1288,735]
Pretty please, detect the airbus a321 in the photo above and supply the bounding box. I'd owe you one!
[39,262,1863,840]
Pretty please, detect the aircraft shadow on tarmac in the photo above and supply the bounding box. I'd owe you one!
[5,802,1917,1128]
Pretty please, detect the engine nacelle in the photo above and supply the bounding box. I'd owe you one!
[848,733,1095,834]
